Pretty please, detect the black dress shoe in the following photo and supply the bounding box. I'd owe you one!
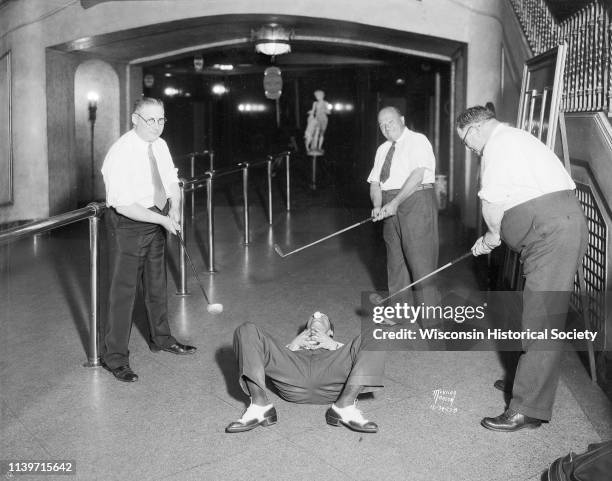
[481,409,542,432]
[493,379,512,393]
[225,406,278,433]
[153,342,197,355]
[325,405,378,433]
[103,364,138,382]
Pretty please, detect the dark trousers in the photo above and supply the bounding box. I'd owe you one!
[103,206,176,368]
[501,190,587,420]
[233,322,385,405]
[382,188,439,309]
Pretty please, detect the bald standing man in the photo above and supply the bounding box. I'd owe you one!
[368,107,440,317]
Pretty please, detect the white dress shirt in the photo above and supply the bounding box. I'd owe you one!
[101,130,179,208]
[479,124,575,212]
[367,127,436,190]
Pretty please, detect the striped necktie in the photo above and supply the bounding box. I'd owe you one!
[379,141,396,184]
[148,143,167,210]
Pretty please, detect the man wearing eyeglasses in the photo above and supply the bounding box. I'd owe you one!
[367,107,439,322]
[455,105,587,432]
[100,97,196,383]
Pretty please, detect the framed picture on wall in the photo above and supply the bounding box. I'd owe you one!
[516,43,567,150]
[0,50,12,206]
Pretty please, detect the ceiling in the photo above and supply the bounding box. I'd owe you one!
[52,13,463,76]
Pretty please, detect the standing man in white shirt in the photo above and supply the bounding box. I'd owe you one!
[101,97,196,383]
[368,107,439,315]
[456,105,587,431]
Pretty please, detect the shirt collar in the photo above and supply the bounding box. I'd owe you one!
[482,123,506,156]
[389,127,409,146]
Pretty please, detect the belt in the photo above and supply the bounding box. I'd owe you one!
[383,183,434,193]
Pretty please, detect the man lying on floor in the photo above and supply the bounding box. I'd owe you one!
[225,312,386,434]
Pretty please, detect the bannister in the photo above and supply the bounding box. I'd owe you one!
[0,202,106,367]
[508,0,611,115]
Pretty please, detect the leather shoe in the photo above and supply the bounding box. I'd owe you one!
[325,404,378,433]
[225,405,277,433]
[152,342,197,355]
[493,379,512,393]
[103,364,138,382]
[481,409,542,432]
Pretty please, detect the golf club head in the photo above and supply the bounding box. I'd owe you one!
[207,303,223,314]
[273,244,286,258]
[369,293,384,305]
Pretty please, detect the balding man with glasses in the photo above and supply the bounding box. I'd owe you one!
[456,105,587,431]
[101,97,196,383]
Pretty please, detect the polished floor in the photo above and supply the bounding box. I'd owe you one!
[1,166,611,481]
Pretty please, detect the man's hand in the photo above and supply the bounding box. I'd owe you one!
[308,330,341,350]
[374,200,397,221]
[371,206,382,221]
[471,232,501,256]
[286,330,317,351]
[162,216,179,236]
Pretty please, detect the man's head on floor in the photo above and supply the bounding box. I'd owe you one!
[306,311,334,337]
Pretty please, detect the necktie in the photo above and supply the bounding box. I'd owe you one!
[379,141,396,184]
[148,143,167,210]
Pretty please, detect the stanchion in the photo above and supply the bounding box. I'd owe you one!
[176,183,190,296]
[267,157,273,224]
[190,154,195,219]
[285,152,291,211]
[242,163,250,245]
[206,175,216,273]
[85,207,101,367]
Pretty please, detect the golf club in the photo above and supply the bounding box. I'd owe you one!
[274,217,373,258]
[176,230,223,314]
[370,251,473,305]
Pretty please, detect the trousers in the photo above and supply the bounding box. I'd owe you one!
[233,322,385,404]
[103,205,176,368]
[501,190,588,420]
[382,188,439,309]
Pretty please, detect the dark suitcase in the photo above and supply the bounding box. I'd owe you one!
[548,440,612,481]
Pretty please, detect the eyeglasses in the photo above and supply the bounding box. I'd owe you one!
[135,112,167,127]
[461,125,475,146]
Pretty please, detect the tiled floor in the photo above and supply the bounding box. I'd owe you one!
[1,174,610,480]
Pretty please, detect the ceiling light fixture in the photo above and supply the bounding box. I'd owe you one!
[252,23,292,57]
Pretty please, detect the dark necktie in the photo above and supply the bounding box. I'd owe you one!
[379,141,396,184]
[148,143,167,210]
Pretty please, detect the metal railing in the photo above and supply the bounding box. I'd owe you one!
[175,150,215,218]
[0,202,106,367]
[175,151,291,294]
[508,0,611,114]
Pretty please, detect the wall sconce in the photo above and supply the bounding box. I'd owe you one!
[252,23,292,57]
[87,91,99,123]
[87,91,99,199]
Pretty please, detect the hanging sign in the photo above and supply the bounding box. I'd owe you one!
[263,66,282,100]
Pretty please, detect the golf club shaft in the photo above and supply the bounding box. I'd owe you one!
[377,251,472,304]
[280,217,372,257]
[176,231,211,305]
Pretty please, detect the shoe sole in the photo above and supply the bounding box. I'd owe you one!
[326,414,378,433]
[101,363,138,382]
[225,416,277,433]
[480,420,541,432]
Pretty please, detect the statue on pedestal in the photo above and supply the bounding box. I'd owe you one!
[304,90,331,155]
